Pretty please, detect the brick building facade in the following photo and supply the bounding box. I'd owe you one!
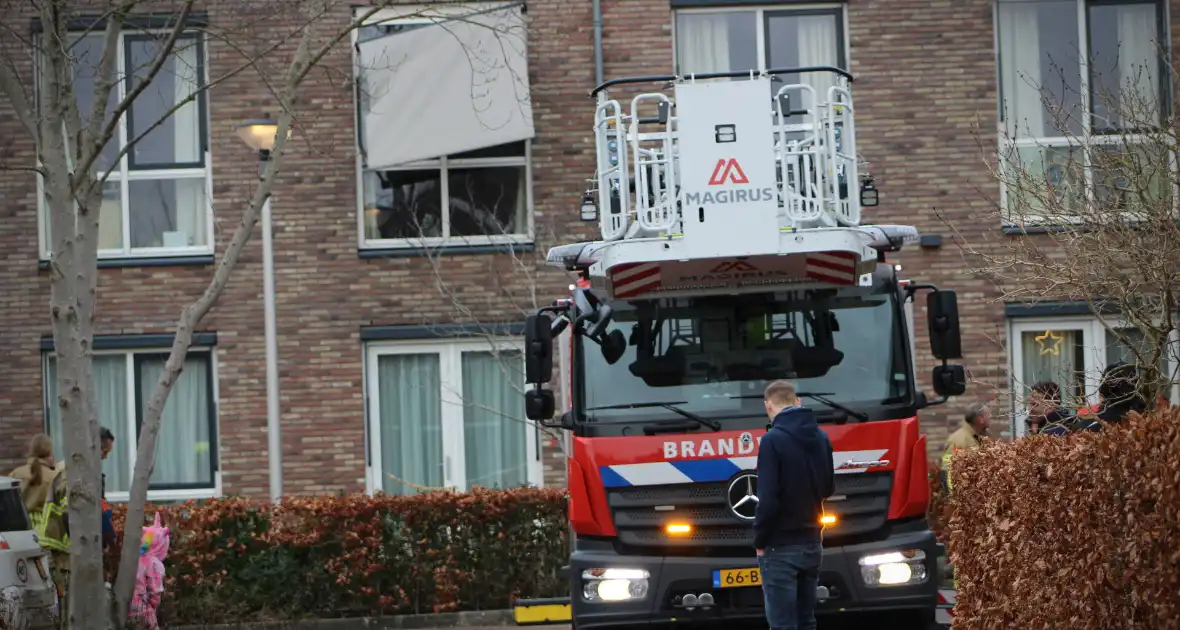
[2,0,1177,502]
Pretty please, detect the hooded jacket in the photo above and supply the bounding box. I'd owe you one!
[753,405,835,549]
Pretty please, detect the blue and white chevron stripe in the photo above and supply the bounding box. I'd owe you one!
[599,450,889,487]
[600,457,757,488]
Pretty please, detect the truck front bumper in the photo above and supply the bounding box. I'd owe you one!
[569,529,939,629]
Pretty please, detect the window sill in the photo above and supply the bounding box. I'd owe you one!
[1002,225,1073,236]
[38,255,215,270]
[358,241,535,259]
[105,488,219,504]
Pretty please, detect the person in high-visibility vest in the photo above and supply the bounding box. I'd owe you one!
[939,404,990,591]
[35,427,118,629]
[38,463,72,628]
[10,434,56,521]
[939,403,990,493]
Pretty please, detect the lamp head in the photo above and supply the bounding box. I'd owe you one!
[235,117,280,152]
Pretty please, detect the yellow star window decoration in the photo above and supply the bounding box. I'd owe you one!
[1036,330,1064,356]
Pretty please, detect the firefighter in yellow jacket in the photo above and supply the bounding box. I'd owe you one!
[940,403,991,493]
[36,463,71,628]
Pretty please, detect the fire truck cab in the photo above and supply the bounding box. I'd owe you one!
[519,66,967,629]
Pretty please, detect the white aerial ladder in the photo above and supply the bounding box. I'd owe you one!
[548,66,921,302]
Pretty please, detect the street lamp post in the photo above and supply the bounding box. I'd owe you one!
[235,116,283,502]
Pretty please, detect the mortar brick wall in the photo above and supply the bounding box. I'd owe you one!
[3,0,1177,495]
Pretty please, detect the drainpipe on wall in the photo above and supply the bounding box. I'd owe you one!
[592,0,604,86]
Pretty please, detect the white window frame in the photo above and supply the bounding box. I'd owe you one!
[35,28,215,261]
[41,346,222,503]
[350,5,536,250]
[671,3,850,74]
[994,0,1175,225]
[363,338,542,494]
[1007,316,1180,437]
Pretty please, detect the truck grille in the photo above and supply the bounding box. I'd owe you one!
[607,472,893,548]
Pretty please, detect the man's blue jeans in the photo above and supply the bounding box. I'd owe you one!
[758,542,823,630]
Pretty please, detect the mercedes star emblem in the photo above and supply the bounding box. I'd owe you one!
[727,472,759,521]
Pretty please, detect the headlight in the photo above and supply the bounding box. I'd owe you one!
[858,549,928,587]
[581,568,650,602]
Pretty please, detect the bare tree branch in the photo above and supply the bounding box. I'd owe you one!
[74,0,192,185]
[0,53,37,136]
[946,41,1180,410]
[93,36,290,187]
[111,3,318,622]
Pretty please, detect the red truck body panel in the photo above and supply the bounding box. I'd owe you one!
[567,416,930,537]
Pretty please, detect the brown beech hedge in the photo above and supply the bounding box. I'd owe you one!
[946,407,1180,630]
[104,487,568,624]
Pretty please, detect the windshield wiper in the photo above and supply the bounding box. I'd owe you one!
[585,401,722,431]
[799,392,870,422]
[727,392,870,422]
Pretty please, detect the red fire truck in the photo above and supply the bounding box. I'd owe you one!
[516,66,965,629]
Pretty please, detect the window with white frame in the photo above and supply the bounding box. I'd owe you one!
[353,3,535,248]
[365,339,540,494]
[42,349,219,501]
[995,0,1170,222]
[1008,316,1179,436]
[37,29,212,260]
[674,4,846,122]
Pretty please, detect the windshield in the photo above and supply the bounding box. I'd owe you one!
[577,284,911,429]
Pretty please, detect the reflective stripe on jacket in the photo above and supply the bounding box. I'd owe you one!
[941,447,957,493]
[36,468,71,553]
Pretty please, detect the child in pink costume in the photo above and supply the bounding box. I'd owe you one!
[129,513,170,630]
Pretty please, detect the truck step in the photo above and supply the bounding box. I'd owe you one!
[513,597,572,626]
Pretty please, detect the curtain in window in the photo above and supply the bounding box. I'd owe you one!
[796,15,838,119]
[45,356,131,492]
[998,3,1045,138]
[460,351,527,490]
[377,354,444,494]
[137,355,212,487]
[1105,327,1172,383]
[677,13,732,75]
[97,180,123,251]
[172,42,204,246]
[1116,4,1159,126]
[1020,329,1084,406]
[172,42,201,164]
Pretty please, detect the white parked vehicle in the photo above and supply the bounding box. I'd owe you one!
[0,476,59,630]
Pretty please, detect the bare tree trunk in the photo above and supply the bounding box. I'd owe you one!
[38,3,115,627]
[110,12,317,624]
[1,2,518,626]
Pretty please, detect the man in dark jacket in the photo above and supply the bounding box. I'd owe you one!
[754,380,835,630]
[1057,362,1147,434]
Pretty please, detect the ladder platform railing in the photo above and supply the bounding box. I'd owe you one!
[590,67,863,245]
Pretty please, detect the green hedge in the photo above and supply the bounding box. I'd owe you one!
[106,488,569,624]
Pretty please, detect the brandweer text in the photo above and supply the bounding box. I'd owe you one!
[663,436,763,459]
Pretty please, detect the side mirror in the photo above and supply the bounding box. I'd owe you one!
[525,314,553,383]
[586,304,615,339]
[932,364,966,398]
[926,290,962,360]
[525,388,555,420]
[601,329,627,365]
